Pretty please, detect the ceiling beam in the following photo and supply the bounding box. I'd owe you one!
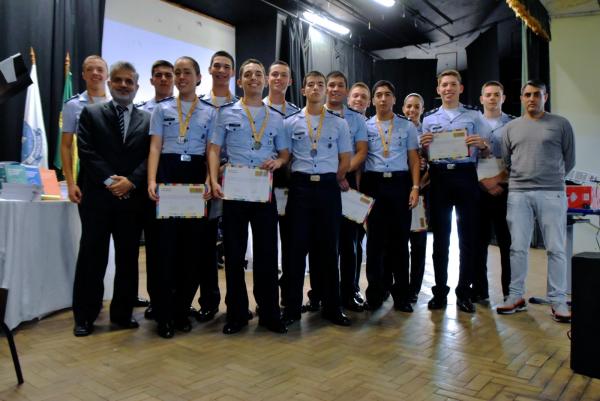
[422,0,454,25]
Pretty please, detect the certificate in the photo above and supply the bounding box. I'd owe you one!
[274,188,288,216]
[341,189,375,224]
[157,184,206,219]
[428,128,469,161]
[410,195,427,232]
[222,165,273,203]
[477,157,505,180]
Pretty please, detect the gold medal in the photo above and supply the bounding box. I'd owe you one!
[376,116,394,158]
[241,98,270,151]
[305,106,325,158]
[177,95,199,143]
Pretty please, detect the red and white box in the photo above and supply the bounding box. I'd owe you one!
[566,185,593,209]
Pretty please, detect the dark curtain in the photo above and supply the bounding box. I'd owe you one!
[0,0,105,164]
[372,58,437,117]
[465,26,499,109]
[526,28,550,111]
[281,16,307,108]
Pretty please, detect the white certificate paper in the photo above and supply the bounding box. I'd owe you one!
[274,188,288,216]
[429,128,469,161]
[410,195,427,232]
[222,165,273,203]
[342,189,375,224]
[477,158,505,180]
[157,184,206,219]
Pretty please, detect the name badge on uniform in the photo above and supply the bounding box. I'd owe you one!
[177,136,187,144]
[180,154,192,162]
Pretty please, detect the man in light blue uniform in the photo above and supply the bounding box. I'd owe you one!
[420,69,491,314]
[136,60,174,114]
[473,81,514,304]
[209,58,289,335]
[282,70,353,327]
[304,71,367,313]
[362,80,420,312]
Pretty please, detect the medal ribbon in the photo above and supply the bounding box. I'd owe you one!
[177,95,199,140]
[376,116,394,157]
[241,98,270,147]
[268,97,286,114]
[304,106,325,153]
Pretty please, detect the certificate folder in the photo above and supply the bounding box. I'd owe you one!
[156,183,207,219]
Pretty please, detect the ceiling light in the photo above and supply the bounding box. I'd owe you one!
[303,11,350,35]
[373,0,396,7]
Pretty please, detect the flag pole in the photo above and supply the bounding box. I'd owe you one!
[30,47,36,66]
[65,52,70,78]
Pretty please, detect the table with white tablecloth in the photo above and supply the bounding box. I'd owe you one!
[0,200,116,330]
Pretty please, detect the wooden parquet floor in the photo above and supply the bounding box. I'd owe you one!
[1,236,599,401]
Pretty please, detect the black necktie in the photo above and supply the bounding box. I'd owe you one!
[116,104,126,141]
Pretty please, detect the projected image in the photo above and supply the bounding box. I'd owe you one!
[102,19,236,103]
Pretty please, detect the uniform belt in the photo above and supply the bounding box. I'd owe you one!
[429,162,475,171]
[160,153,206,163]
[364,171,409,179]
[291,172,337,183]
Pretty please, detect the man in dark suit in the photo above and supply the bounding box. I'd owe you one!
[72,61,151,336]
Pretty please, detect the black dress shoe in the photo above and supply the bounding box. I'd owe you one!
[111,317,140,329]
[73,321,93,337]
[157,321,175,339]
[394,302,414,313]
[301,299,321,313]
[457,297,476,313]
[222,321,248,335]
[471,294,490,305]
[281,310,301,326]
[195,307,218,322]
[363,301,382,311]
[144,305,154,320]
[343,298,364,312]
[189,306,198,317]
[427,297,447,310]
[323,311,351,326]
[258,318,288,334]
[134,296,150,307]
[175,317,193,332]
[354,292,365,304]
[407,294,418,304]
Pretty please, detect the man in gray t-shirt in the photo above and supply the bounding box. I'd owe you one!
[497,80,575,323]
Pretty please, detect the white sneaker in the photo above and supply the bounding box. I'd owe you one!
[551,303,571,323]
[496,295,527,315]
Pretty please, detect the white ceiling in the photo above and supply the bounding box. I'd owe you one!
[540,0,600,17]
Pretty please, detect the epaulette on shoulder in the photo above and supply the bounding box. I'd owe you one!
[216,100,235,109]
[346,106,362,115]
[158,96,174,104]
[423,107,439,117]
[64,93,80,104]
[463,104,482,112]
[268,105,285,117]
[285,109,302,119]
[288,102,300,110]
[199,98,217,108]
[326,109,344,119]
[395,113,409,121]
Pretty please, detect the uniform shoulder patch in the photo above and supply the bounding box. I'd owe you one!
[268,105,285,117]
[285,109,302,119]
[157,96,174,104]
[287,102,300,111]
[463,104,482,112]
[217,100,235,109]
[423,107,439,117]
[64,93,80,104]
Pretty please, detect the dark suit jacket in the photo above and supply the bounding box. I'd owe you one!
[76,101,150,209]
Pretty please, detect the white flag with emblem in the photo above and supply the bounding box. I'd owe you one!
[21,63,48,168]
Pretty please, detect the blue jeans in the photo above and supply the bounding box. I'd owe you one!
[506,190,568,303]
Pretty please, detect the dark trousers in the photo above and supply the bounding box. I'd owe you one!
[277,205,290,307]
[356,227,365,293]
[362,171,412,307]
[223,200,280,323]
[142,201,159,309]
[199,213,221,310]
[284,173,342,317]
[473,187,511,297]
[428,164,480,300]
[73,199,143,324]
[408,230,427,297]
[150,153,211,324]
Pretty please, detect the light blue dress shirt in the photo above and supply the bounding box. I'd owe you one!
[327,105,368,154]
[421,104,491,164]
[284,109,352,174]
[211,100,288,167]
[63,91,109,133]
[262,96,300,117]
[365,114,419,172]
[482,112,514,158]
[149,97,216,155]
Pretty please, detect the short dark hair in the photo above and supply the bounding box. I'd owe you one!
[437,69,462,84]
[372,80,395,96]
[326,71,348,88]
[269,60,290,72]
[210,50,235,71]
[151,60,174,75]
[302,70,326,87]
[238,58,265,79]
[521,79,547,94]
[175,56,201,86]
[481,80,504,93]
